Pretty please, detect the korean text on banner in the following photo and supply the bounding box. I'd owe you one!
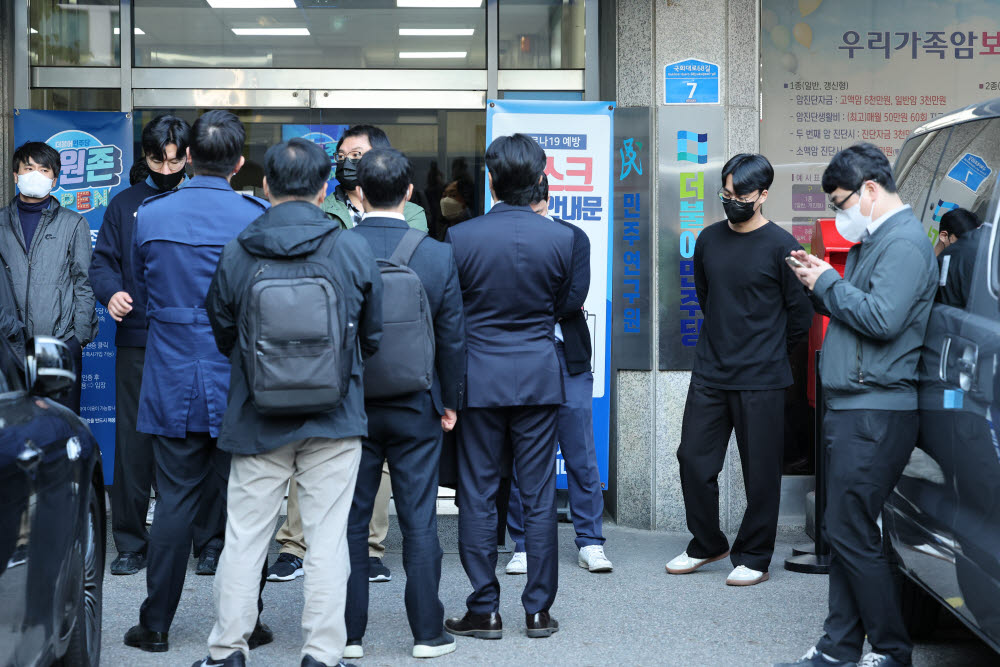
[13,109,134,484]
[485,99,614,490]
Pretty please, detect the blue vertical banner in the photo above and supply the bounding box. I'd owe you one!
[486,99,615,490]
[13,109,133,483]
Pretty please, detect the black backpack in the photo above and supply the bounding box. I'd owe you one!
[363,228,435,399]
[238,231,353,416]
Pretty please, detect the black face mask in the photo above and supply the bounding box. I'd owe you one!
[149,169,185,191]
[335,157,361,190]
[722,197,758,224]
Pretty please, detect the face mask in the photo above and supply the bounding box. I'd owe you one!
[440,196,464,219]
[149,169,185,191]
[335,157,361,190]
[834,186,877,243]
[16,170,54,199]
[722,197,757,224]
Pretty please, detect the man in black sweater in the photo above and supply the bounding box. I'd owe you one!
[90,115,201,577]
[665,153,813,586]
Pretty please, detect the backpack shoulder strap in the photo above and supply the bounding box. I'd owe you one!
[313,228,342,259]
[388,228,426,267]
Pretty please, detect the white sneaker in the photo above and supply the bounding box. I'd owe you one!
[578,545,613,572]
[664,549,729,574]
[725,564,769,586]
[505,551,527,575]
[343,643,364,659]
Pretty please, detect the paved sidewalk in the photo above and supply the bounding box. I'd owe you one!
[100,519,996,666]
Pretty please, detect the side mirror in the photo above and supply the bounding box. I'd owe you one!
[24,336,76,398]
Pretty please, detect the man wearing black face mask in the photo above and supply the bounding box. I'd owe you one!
[665,153,813,587]
[91,114,193,577]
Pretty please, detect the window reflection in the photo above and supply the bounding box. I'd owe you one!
[133,1,486,68]
[29,89,120,112]
[29,0,120,66]
[499,0,585,69]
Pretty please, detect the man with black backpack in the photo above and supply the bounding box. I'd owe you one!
[198,137,383,667]
[343,148,466,661]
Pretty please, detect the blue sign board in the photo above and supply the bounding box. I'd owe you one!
[946,153,992,193]
[664,59,720,105]
[282,123,350,195]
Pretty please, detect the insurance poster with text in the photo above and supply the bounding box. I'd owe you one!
[486,100,614,489]
[761,0,1000,248]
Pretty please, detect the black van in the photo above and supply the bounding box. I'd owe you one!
[883,97,1000,653]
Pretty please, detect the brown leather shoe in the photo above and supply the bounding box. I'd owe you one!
[444,611,503,639]
[525,611,559,638]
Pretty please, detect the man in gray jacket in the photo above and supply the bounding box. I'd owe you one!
[776,143,937,667]
[2,141,97,412]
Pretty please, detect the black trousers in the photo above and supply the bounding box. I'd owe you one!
[677,383,785,572]
[816,409,916,665]
[53,336,83,414]
[111,346,156,555]
[346,395,445,642]
[140,432,230,632]
[457,405,559,615]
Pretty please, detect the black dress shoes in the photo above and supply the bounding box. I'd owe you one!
[444,611,503,640]
[196,547,221,575]
[525,611,559,638]
[301,654,356,667]
[248,620,273,649]
[124,624,168,652]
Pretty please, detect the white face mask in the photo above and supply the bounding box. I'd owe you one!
[834,185,878,243]
[16,170,55,199]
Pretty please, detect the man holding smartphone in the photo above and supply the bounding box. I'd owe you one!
[666,153,814,586]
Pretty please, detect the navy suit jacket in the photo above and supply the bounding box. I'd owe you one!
[446,202,574,408]
[351,215,466,414]
[552,216,592,375]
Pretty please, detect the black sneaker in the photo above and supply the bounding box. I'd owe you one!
[774,647,855,666]
[301,655,356,667]
[191,651,246,667]
[267,553,304,582]
[413,633,457,658]
[111,551,147,575]
[196,547,221,575]
[248,620,273,649]
[368,556,391,582]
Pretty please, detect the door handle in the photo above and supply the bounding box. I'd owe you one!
[939,336,979,392]
[16,439,41,473]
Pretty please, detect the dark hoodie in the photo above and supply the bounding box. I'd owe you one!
[205,199,384,455]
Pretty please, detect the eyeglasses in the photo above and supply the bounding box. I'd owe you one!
[334,149,365,163]
[717,188,762,204]
[828,188,859,212]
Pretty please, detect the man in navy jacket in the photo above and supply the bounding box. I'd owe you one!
[444,134,573,640]
[90,115,209,577]
[344,148,465,660]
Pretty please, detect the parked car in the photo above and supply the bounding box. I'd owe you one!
[882,96,1000,653]
[0,336,105,666]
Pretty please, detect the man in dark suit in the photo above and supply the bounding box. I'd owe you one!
[444,133,574,640]
[505,176,612,577]
[343,148,466,661]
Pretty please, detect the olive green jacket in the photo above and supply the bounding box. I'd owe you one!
[321,188,428,232]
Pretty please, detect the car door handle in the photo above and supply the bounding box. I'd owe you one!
[939,337,979,392]
[16,439,41,473]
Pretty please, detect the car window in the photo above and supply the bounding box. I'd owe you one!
[0,339,25,394]
[895,128,950,231]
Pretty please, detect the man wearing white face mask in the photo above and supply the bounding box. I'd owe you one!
[777,143,938,667]
[1,141,97,412]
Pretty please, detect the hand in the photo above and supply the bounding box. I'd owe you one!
[790,250,833,291]
[107,291,133,322]
[441,409,458,432]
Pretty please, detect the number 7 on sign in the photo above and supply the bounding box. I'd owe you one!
[686,82,697,99]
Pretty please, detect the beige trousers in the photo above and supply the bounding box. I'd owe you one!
[208,437,361,664]
[277,461,391,559]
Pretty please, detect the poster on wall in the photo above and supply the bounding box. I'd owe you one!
[657,105,726,371]
[13,109,134,483]
[761,0,1000,243]
[282,123,350,195]
[485,99,614,489]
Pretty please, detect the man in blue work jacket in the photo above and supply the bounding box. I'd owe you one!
[123,110,272,654]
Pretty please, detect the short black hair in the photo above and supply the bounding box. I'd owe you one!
[721,153,774,196]
[531,174,549,205]
[335,125,391,154]
[264,138,331,200]
[141,114,191,162]
[939,208,979,238]
[357,148,412,209]
[11,141,61,176]
[822,142,897,194]
[189,110,245,177]
[486,133,546,207]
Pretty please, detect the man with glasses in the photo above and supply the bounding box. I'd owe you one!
[665,153,813,587]
[268,124,427,586]
[777,143,937,667]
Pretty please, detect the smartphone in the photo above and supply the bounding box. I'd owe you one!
[785,255,805,269]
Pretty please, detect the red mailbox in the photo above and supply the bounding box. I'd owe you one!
[806,218,858,407]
